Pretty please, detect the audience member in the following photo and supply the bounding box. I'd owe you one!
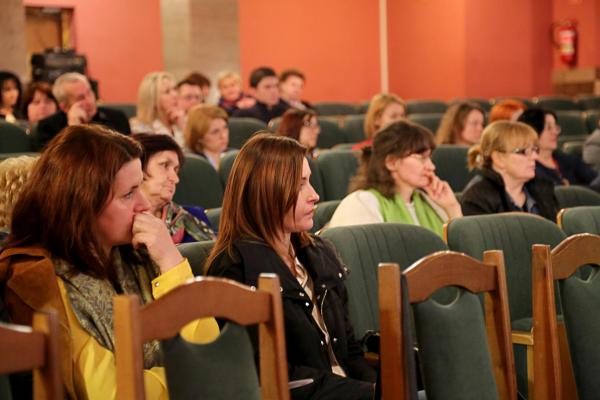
[330,121,461,236]
[0,71,22,123]
[276,108,320,158]
[216,71,256,116]
[206,133,376,400]
[133,133,216,242]
[176,78,203,115]
[583,118,600,172]
[20,81,58,126]
[489,99,527,122]
[184,72,211,102]
[436,102,485,146]
[461,121,557,220]
[0,155,38,242]
[185,105,231,170]
[279,69,313,110]
[518,108,600,190]
[36,72,130,148]
[0,125,218,399]
[131,71,185,147]
[352,93,406,150]
[232,66,288,123]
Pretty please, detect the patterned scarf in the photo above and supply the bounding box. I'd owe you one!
[163,202,215,244]
[54,248,162,369]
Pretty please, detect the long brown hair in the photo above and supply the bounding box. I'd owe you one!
[276,108,317,145]
[5,124,142,279]
[436,101,484,145]
[205,132,312,270]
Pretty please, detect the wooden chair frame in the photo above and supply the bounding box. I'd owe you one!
[378,250,516,400]
[532,234,600,400]
[114,273,289,400]
[0,309,63,399]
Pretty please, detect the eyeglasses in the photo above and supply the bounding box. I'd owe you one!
[303,120,319,129]
[408,153,433,163]
[544,124,561,134]
[509,146,539,156]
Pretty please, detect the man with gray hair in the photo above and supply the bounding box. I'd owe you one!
[36,72,130,148]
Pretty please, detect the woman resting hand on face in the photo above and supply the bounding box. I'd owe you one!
[330,120,462,237]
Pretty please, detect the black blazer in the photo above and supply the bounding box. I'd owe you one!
[35,106,131,149]
[207,236,376,400]
[231,99,289,124]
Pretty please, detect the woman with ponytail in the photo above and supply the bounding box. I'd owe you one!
[461,121,557,220]
[329,120,462,236]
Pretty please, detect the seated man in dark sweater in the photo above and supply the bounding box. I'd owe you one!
[232,66,288,123]
[35,72,130,148]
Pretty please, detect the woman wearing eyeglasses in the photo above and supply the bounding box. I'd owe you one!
[328,120,462,236]
[276,108,321,158]
[461,120,558,220]
[518,108,600,190]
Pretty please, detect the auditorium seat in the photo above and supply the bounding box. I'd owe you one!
[316,117,347,148]
[173,154,223,209]
[342,114,366,143]
[556,110,588,143]
[408,113,444,133]
[555,185,600,209]
[311,199,340,233]
[0,123,32,153]
[585,110,599,133]
[313,102,358,116]
[102,103,137,119]
[453,97,492,112]
[114,274,289,400]
[228,118,266,149]
[577,95,600,111]
[217,149,239,188]
[431,144,475,192]
[177,240,215,276]
[405,99,447,115]
[316,150,360,201]
[536,96,579,111]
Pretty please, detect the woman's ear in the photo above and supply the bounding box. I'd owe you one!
[384,154,398,172]
[490,150,505,171]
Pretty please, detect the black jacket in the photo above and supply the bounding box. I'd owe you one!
[231,99,289,124]
[207,236,376,400]
[461,168,558,221]
[35,106,131,149]
[536,149,600,192]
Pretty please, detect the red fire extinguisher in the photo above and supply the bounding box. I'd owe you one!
[552,20,578,68]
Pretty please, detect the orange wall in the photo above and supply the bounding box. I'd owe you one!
[24,0,164,102]
[553,0,600,69]
[237,0,381,102]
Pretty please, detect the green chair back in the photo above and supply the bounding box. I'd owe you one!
[0,123,32,153]
[313,102,358,116]
[556,110,588,142]
[218,150,239,188]
[205,209,221,234]
[562,141,583,158]
[408,113,444,133]
[316,150,360,201]
[102,103,137,119]
[177,240,215,276]
[536,96,579,111]
[431,145,475,192]
[585,110,599,133]
[558,206,600,236]
[321,223,447,338]
[311,200,340,233]
[306,157,325,201]
[342,115,366,143]
[174,155,223,209]
[577,95,600,111]
[406,100,447,114]
[228,118,267,149]
[316,117,346,149]
[555,185,600,209]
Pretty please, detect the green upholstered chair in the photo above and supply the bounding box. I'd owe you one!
[561,140,583,158]
[173,154,223,209]
[378,251,516,400]
[431,144,475,192]
[532,234,600,400]
[405,100,447,115]
[316,150,360,201]
[535,96,579,111]
[555,185,600,209]
[114,274,289,400]
[227,118,267,149]
[177,240,215,276]
[204,208,221,233]
[444,213,566,399]
[311,200,340,233]
[218,149,239,188]
[557,206,600,236]
[577,95,600,111]
[408,113,444,133]
[585,110,599,133]
[556,110,588,144]
[102,102,137,119]
[320,223,447,339]
[342,114,366,143]
[313,102,358,116]
[453,97,492,112]
[0,123,32,153]
[316,117,346,149]
[306,157,325,201]
[0,310,63,400]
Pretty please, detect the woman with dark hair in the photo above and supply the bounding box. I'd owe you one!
[206,133,376,400]
[518,108,599,190]
[20,81,58,125]
[276,108,320,158]
[436,101,485,146]
[133,133,216,242]
[0,71,22,123]
[330,120,462,236]
[0,125,218,399]
[461,121,557,220]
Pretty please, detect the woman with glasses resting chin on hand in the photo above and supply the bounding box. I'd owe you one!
[329,120,462,237]
[461,121,558,221]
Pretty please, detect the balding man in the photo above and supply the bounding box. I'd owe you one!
[36,72,130,148]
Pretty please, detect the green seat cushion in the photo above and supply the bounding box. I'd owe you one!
[177,241,215,276]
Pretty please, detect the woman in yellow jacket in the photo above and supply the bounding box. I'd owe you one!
[0,124,218,399]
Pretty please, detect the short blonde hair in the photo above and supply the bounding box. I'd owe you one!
[0,155,38,230]
[135,71,175,125]
[185,105,228,153]
[467,121,538,170]
[217,71,241,89]
[363,93,406,139]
